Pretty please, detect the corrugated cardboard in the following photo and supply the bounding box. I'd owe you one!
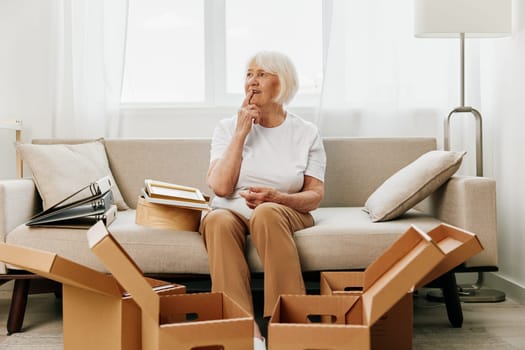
[270,294,370,348]
[416,223,484,288]
[135,196,202,231]
[320,271,412,350]
[0,242,185,350]
[87,221,254,350]
[269,224,484,350]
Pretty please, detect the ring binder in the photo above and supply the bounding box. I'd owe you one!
[26,176,116,228]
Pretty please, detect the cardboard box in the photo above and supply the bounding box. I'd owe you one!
[416,223,484,288]
[0,242,185,350]
[87,221,254,350]
[320,272,413,350]
[268,224,484,350]
[135,196,203,231]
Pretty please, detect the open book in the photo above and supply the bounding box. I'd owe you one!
[27,176,116,228]
[142,179,210,210]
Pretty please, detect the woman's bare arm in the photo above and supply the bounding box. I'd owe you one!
[206,135,245,197]
[207,92,259,197]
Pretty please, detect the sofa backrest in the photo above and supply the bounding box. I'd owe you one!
[104,139,211,209]
[33,137,436,209]
[322,138,436,206]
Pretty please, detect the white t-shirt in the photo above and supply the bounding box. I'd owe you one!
[210,111,326,218]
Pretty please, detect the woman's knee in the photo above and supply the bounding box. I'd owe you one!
[201,209,236,230]
[251,202,284,220]
[249,203,288,237]
[200,209,246,244]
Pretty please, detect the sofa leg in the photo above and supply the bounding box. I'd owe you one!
[7,279,30,335]
[440,271,463,328]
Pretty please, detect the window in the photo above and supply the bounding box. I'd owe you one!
[122,0,324,106]
[122,1,205,103]
[224,0,323,96]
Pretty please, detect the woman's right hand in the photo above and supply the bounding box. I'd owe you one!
[236,90,260,138]
[207,91,258,197]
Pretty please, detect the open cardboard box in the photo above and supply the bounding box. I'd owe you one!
[268,224,483,350]
[320,272,413,350]
[87,221,254,350]
[416,223,484,288]
[0,242,185,350]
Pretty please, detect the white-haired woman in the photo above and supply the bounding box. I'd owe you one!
[199,51,326,348]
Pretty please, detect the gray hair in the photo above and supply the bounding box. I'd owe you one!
[247,51,299,105]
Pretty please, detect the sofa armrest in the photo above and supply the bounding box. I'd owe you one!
[426,175,497,268]
[0,179,41,243]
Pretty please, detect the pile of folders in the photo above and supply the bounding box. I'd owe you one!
[26,176,117,229]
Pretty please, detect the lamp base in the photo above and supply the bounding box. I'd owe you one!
[427,285,506,303]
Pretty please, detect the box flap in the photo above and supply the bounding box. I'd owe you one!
[361,226,445,326]
[87,221,159,322]
[320,272,364,296]
[0,243,122,297]
[416,223,484,288]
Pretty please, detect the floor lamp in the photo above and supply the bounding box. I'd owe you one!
[414,0,511,302]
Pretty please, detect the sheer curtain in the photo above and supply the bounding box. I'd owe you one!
[318,0,471,151]
[52,0,128,138]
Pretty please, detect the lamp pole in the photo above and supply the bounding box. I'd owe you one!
[443,33,484,177]
[440,33,504,304]
[460,32,465,107]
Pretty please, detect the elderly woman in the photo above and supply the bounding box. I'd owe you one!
[199,51,326,348]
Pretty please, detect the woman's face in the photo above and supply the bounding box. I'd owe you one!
[244,62,280,106]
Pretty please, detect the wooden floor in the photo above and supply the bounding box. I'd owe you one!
[0,280,524,349]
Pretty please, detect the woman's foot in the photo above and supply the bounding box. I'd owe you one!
[253,336,266,350]
[253,320,266,349]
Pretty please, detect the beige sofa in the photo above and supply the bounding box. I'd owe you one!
[0,137,497,331]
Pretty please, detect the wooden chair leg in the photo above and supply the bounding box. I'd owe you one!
[440,271,463,328]
[7,279,30,335]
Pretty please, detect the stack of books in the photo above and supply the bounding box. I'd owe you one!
[26,176,117,229]
[141,179,210,210]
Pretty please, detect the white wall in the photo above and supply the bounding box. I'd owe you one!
[480,0,525,302]
[0,0,56,180]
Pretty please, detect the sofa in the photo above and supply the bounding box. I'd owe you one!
[0,137,497,332]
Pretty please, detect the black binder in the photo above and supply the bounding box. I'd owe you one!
[27,176,115,228]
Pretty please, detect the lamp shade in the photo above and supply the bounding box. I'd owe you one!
[415,0,511,38]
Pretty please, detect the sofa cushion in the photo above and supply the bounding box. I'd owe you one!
[17,141,129,211]
[363,150,466,222]
[5,210,209,274]
[291,207,443,271]
[6,208,444,274]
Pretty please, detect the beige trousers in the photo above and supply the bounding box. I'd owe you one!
[199,202,314,317]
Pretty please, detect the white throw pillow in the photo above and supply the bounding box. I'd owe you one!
[364,150,466,222]
[17,141,129,211]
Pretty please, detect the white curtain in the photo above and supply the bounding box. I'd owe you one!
[52,0,128,138]
[318,0,477,152]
